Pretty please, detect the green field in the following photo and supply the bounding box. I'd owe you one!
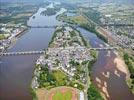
[0,34,6,40]
[52,70,68,86]
[52,90,72,100]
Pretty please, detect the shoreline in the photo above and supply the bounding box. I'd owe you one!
[3,28,29,51]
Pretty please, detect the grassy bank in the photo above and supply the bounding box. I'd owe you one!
[87,83,104,100]
[123,53,134,94]
[30,87,38,100]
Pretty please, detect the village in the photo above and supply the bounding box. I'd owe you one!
[32,26,95,100]
[0,23,27,52]
[97,4,134,49]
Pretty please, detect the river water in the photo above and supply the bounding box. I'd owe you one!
[0,3,134,100]
[77,28,134,100]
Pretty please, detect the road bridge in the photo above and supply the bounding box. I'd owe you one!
[0,47,118,57]
[27,25,66,28]
[27,26,57,28]
[0,51,44,56]
[88,47,118,50]
[27,24,79,29]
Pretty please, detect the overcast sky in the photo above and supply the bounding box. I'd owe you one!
[1,0,134,4]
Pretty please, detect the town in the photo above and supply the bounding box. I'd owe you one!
[83,3,134,49]
[32,26,96,100]
[0,23,27,52]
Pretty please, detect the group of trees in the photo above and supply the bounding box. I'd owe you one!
[87,83,104,100]
[84,8,101,24]
[69,81,84,90]
[70,31,77,37]
[41,6,60,16]
[41,8,57,16]
[38,64,69,88]
[124,53,134,78]
[38,65,56,88]
[79,32,88,47]
[124,53,134,92]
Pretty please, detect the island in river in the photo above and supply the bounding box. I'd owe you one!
[31,26,103,100]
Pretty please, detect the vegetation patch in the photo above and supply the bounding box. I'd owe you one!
[72,15,88,25]
[52,90,72,100]
[0,34,6,40]
[87,83,104,100]
[30,88,38,100]
[84,8,101,24]
[37,64,69,89]
[38,64,56,88]
[41,7,60,16]
[124,53,134,93]
[69,81,84,90]
[52,70,68,86]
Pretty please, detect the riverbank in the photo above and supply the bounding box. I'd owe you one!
[122,52,134,94]
[0,27,28,52]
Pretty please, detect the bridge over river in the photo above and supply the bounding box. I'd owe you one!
[0,47,118,57]
[27,25,57,28]
[27,24,80,28]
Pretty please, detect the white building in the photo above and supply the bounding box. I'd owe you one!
[80,91,84,100]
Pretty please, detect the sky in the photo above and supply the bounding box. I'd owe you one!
[1,0,134,4]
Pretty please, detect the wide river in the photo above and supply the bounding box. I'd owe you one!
[0,3,134,100]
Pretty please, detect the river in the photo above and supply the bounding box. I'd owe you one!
[0,3,65,100]
[77,28,134,100]
[0,3,134,100]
